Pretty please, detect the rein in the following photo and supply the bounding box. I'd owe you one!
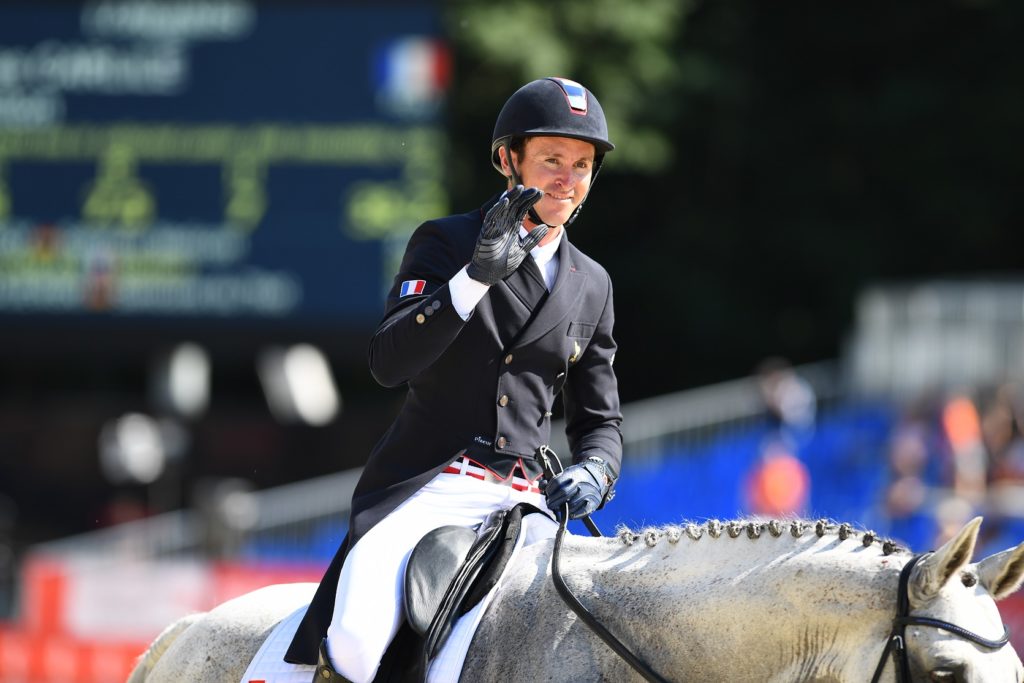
[537,447,671,683]
[869,552,1012,683]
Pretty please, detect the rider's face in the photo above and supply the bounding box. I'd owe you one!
[500,136,595,228]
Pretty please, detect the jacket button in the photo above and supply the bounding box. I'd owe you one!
[496,436,507,449]
[504,353,513,365]
[498,395,509,407]
[431,300,442,311]
[415,313,426,324]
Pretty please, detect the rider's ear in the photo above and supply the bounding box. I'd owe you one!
[976,542,1024,601]
[911,516,982,602]
[498,146,513,176]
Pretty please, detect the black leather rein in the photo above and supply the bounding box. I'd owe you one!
[869,552,1012,683]
[536,445,671,683]
[550,511,671,683]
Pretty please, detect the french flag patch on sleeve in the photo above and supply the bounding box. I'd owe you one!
[399,279,426,297]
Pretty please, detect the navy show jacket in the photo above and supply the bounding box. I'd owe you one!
[285,195,622,664]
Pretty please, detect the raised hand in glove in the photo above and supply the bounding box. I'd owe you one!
[543,457,611,521]
[466,185,547,286]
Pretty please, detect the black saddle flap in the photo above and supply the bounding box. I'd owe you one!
[421,503,544,661]
[404,525,478,637]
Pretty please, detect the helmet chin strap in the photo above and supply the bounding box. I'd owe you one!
[501,139,603,229]
[502,139,546,227]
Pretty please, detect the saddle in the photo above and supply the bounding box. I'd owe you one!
[398,502,544,678]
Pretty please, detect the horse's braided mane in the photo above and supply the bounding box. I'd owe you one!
[615,517,908,556]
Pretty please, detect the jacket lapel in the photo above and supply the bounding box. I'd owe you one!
[483,254,547,348]
[514,235,587,348]
[502,253,549,311]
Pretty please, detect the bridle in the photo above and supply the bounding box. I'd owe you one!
[532,449,1013,683]
[869,552,1012,683]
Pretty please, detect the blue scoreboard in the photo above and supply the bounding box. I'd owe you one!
[0,1,450,335]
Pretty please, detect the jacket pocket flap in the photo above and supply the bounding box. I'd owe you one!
[567,321,596,338]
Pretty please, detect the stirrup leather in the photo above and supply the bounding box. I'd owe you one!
[314,639,352,683]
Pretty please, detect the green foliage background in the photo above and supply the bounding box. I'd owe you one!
[442,0,1024,399]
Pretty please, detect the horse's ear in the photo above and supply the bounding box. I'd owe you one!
[977,541,1024,601]
[911,516,982,601]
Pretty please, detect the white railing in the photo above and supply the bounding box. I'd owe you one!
[31,468,362,561]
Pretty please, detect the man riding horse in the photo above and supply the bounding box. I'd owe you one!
[284,77,624,683]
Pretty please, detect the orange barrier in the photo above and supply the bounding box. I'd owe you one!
[0,627,149,683]
[1,557,324,682]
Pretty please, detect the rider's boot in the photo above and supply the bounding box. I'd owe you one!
[313,639,354,683]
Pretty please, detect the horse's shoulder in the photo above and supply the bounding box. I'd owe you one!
[207,582,317,623]
[140,583,317,683]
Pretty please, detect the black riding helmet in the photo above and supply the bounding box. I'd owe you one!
[491,77,614,227]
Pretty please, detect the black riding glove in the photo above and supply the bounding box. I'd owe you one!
[543,457,611,521]
[466,185,547,285]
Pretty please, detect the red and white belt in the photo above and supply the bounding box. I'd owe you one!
[442,455,543,494]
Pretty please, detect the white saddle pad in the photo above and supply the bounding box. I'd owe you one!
[240,605,313,683]
[237,595,490,683]
[240,513,541,683]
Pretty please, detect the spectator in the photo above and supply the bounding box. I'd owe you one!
[755,356,817,449]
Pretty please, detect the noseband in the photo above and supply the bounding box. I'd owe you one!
[869,552,1012,683]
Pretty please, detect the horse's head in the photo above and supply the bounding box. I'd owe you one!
[902,517,1024,682]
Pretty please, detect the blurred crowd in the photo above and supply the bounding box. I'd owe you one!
[738,357,1024,556]
[885,380,1024,554]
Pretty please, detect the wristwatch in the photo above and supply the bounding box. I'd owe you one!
[585,456,616,503]
[585,455,609,483]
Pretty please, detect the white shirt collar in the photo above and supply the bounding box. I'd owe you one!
[520,226,563,266]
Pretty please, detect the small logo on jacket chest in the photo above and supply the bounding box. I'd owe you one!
[568,340,581,364]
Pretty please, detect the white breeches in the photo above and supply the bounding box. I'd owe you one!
[325,472,557,683]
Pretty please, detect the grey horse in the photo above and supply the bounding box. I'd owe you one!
[129,516,1024,682]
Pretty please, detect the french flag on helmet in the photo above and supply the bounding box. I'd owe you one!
[550,77,588,114]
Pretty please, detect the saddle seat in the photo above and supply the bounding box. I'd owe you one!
[403,502,543,660]
[404,525,478,636]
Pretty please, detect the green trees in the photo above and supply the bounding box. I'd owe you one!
[443,0,1024,395]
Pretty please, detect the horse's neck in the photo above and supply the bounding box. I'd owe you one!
[557,525,906,677]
